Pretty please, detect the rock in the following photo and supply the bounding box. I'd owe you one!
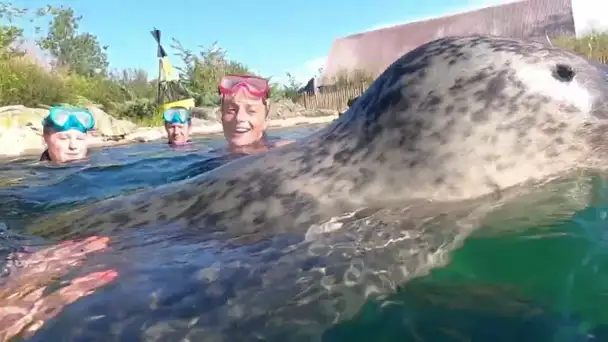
[0,104,139,156]
[0,127,43,157]
[315,108,340,117]
[0,106,49,132]
[190,117,217,127]
[190,99,339,123]
[190,122,224,135]
[192,107,221,122]
[125,128,166,142]
[0,105,27,114]
[85,106,137,137]
[268,99,339,118]
[267,100,304,119]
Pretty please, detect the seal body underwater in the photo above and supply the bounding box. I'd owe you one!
[22,35,608,341]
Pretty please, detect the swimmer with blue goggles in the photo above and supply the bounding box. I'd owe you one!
[163,107,192,125]
[42,106,95,133]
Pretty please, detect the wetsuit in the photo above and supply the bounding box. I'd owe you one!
[39,150,51,162]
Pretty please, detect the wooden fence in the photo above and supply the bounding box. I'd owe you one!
[295,53,608,112]
[295,82,369,111]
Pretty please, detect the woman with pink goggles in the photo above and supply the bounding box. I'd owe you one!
[217,74,292,154]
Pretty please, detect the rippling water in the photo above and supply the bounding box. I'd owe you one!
[2,124,608,341]
[0,126,320,226]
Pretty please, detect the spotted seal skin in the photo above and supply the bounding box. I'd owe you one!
[22,36,608,341]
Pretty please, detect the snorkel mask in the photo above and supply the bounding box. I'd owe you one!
[163,106,191,125]
[42,106,95,133]
[218,75,270,98]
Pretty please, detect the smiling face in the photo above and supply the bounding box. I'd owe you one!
[43,128,88,163]
[165,123,191,145]
[220,90,268,147]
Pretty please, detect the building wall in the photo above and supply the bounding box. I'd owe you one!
[321,0,574,85]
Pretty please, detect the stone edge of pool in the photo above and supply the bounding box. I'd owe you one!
[0,115,338,161]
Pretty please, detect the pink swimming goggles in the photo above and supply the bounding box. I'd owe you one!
[218,74,270,98]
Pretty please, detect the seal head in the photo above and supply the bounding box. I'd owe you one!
[328,35,608,203]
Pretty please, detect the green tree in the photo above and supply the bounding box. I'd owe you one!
[0,2,26,57]
[38,7,109,77]
[1,3,62,58]
[272,72,301,101]
[109,68,156,100]
[0,25,21,57]
[171,39,250,106]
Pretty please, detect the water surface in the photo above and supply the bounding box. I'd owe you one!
[1,124,608,341]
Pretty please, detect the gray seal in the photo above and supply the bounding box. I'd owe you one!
[23,35,608,341]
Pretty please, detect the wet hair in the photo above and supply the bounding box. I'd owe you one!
[39,149,51,161]
[41,118,84,135]
[42,117,55,135]
[42,124,89,135]
[41,120,58,162]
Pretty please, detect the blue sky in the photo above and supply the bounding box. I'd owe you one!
[9,0,603,85]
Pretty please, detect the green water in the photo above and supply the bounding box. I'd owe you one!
[325,193,608,341]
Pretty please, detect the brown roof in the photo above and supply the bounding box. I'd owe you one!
[321,0,575,84]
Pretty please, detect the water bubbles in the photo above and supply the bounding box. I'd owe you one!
[343,259,364,287]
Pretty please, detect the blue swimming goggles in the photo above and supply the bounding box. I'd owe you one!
[42,106,95,133]
[163,107,191,125]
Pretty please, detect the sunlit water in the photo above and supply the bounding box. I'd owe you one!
[2,124,608,341]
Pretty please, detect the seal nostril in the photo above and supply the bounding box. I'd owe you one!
[553,64,575,82]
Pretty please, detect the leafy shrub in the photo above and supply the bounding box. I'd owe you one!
[0,57,70,107]
[64,74,130,110]
[113,98,162,126]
